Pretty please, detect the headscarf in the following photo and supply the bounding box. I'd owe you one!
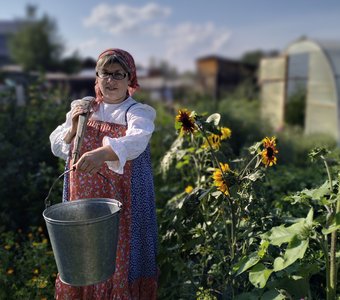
[94,48,139,106]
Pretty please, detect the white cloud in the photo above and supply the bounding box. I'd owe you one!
[83,3,171,35]
[165,22,232,64]
[82,3,232,71]
[64,38,98,57]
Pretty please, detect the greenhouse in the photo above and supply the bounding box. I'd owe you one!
[259,37,340,145]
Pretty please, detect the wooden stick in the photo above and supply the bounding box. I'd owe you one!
[71,97,94,165]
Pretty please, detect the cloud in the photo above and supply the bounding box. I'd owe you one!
[64,38,98,57]
[83,3,171,35]
[165,22,232,63]
[83,3,232,71]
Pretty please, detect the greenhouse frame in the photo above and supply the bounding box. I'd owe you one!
[259,37,340,145]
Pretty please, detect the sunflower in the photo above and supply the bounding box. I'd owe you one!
[185,185,193,194]
[202,133,221,150]
[220,127,232,140]
[212,163,230,195]
[176,109,196,135]
[261,136,278,167]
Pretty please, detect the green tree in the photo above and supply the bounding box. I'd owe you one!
[59,51,83,74]
[241,49,279,67]
[8,5,63,72]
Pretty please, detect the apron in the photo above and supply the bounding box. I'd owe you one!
[55,104,158,300]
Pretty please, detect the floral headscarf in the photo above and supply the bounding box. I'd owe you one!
[94,48,139,105]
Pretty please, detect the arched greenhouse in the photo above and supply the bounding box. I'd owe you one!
[259,37,340,145]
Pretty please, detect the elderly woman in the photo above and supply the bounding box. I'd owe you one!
[50,48,158,300]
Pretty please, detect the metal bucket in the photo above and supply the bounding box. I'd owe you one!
[43,198,121,286]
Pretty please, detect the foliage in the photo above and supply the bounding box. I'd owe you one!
[189,97,267,157]
[157,107,339,299]
[0,226,57,299]
[240,49,279,68]
[235,147,340,299]
[285,87,306,127]
[8,5,63,72]
[58,51,83,74]
[158,108,279,298]
[0,75,68,231]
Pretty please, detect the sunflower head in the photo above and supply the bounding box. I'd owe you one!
[220,127,232,140]
[185,185,194,194]
[212,163,230,195]
[261,136,278,167]
[202,133,221,150]
[175,109,196,135]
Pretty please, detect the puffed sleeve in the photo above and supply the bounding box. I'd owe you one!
[102,103,156,174]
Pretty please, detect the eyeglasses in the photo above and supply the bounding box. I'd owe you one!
[96,71,128,80]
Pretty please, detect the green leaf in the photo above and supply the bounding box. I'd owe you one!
[261,222,304,246]
[322,212,340,235]
[249,263,273,288]
[273,237,309,272]
[243,170,264,182]
[301,181,331,200]
[262,209,313,246]
[261,289,286,300]
[258,240,269,258]
[233,252,261,276]
[305,207,314,224]
[248,141,262,155]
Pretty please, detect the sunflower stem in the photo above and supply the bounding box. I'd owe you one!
[320,155,337,300]
[197,122,236,259]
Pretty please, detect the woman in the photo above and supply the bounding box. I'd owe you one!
[50,48,158,299]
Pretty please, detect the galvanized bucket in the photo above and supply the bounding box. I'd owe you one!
[43,197,121,286]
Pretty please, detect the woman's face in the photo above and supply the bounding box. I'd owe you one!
[97,63,130,104]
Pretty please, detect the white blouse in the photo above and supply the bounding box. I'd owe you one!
[49,97,156,174]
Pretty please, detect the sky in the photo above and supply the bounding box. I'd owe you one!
[1,1,340,72]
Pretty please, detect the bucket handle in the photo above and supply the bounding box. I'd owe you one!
[44,168,118,208]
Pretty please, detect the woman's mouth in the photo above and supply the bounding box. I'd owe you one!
[105,86,117,91]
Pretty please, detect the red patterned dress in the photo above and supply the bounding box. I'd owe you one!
[54,107,158,299]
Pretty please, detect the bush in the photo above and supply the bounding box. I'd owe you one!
[0,226,57,299]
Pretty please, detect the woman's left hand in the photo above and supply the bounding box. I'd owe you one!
[74,146,118,174]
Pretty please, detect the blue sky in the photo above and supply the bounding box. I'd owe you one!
[1,1,340,71]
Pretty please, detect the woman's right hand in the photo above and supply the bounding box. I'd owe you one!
[70,103,89,135]
[63,102,90,144]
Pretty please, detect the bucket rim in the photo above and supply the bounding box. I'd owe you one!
[43,198,121,226]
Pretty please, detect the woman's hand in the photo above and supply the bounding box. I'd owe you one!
[63,102,90,144]
[73,146,118,175]
[70,103,90,133]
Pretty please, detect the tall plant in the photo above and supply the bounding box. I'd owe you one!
[158,109,278,298]
[234,147,339,299]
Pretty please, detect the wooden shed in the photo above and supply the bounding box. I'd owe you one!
[196,55,256,99]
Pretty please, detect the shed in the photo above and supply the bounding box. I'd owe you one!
[196,55,256,99]
[259,37,340,145]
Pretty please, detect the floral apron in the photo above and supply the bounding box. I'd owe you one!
[55,106,158,300]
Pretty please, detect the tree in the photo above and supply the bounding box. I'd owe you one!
[241,49,279,68]
[8,5,63,72]
[59,51,83,74]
